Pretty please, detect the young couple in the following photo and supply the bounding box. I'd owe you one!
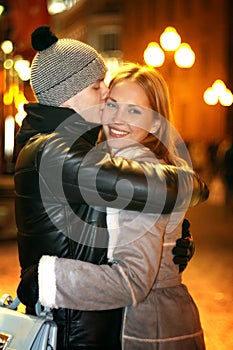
[16,26,208,349]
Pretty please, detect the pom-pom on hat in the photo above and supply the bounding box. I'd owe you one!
[30,26,107,106]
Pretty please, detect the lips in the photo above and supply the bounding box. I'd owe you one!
[109,126,129,138]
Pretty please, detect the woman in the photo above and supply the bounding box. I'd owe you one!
[32,63,206,349]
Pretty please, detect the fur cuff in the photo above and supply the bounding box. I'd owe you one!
[38,255,57,308]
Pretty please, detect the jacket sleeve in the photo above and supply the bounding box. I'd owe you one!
[76,154,209,213]
[38,123,209,214]
[39,217,166,310]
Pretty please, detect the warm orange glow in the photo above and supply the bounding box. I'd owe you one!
[204,80,233,106]
[14,59,31,81]
[15,101,28,126]
[1,40,13,54]
[160,26,181,51]
[3,91,13,105]
[14,92,28,109]
[4,115,15,158]
[103,56,122,86]
[203,88,218,105]
[174,43,195,68]
[219,89,233,106]
[104,71,113,86]
[0,5,4,16]
[15,112,26,127]
[212,79,226,95]
[9,83,19,95]
[144,29,195,69]
[144,42,165,67]
[3,58,14,70]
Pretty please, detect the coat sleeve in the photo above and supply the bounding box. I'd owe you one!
[39,216,166,310]
[39,128,209,214]
[77,154,209,213]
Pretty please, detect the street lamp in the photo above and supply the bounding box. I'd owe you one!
[143,26,195,69]
[143,42,165,67]
[203,79,233,106]
[160,26,181,51]
[174,43,195,68]
[1,40,13,55]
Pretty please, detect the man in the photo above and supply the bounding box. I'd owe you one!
[15,26,208,350]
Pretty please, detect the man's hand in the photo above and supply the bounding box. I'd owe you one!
[17,264,39,308]
[172,218,195,273]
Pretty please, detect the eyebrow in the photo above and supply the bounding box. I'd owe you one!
[108,97,142,109]
[128,103,141,108]
[107,96,116,101]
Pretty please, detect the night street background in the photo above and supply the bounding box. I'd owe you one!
[0,1,232,349]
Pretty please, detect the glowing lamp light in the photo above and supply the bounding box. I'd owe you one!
[160,26,181,51]
[174,43,195,68]
[1,40,13,54]
[0,5,5,16]
[212,79,226,95]
[15,101,27,126]
[219,89,233,106]
[3,58,14,70]
[144,42,165,67]
[203,88,218,105]
[14,59,30,73]
[204,79,233,106]
[9,83,19,95]
[14,59,31,81]
[47,0,67,14]
[18,67,31,81]
[15,112,26,127]
[17,101,26,114]
[3,91,13,105]
[4,115,15,158]
[14,92,28,109]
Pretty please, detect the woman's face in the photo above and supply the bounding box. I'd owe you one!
[102,80,157,149]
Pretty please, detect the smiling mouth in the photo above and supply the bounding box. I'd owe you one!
[109,126,129,138]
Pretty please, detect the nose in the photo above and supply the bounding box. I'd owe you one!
[112,105,125,123]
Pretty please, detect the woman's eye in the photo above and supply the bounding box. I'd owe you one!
[106,101,117,109]
[129,108,141,115]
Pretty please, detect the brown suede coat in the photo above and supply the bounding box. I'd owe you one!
[39,145,206,350]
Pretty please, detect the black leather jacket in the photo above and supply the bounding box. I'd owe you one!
[14,104,209,350]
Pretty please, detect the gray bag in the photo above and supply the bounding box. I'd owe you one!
[0,294,57,349]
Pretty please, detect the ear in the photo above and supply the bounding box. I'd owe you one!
[150,119,161,134]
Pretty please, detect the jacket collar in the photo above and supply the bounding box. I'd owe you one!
[16,103,88,145]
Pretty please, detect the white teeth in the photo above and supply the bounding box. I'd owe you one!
[110,127,128,136]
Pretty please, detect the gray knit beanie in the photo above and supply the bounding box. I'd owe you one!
[30,26,107,106]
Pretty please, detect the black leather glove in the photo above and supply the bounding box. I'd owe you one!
[17,264,39,308]
[172,218,195,273]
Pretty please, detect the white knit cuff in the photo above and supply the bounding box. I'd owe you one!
[38,255,57,308]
